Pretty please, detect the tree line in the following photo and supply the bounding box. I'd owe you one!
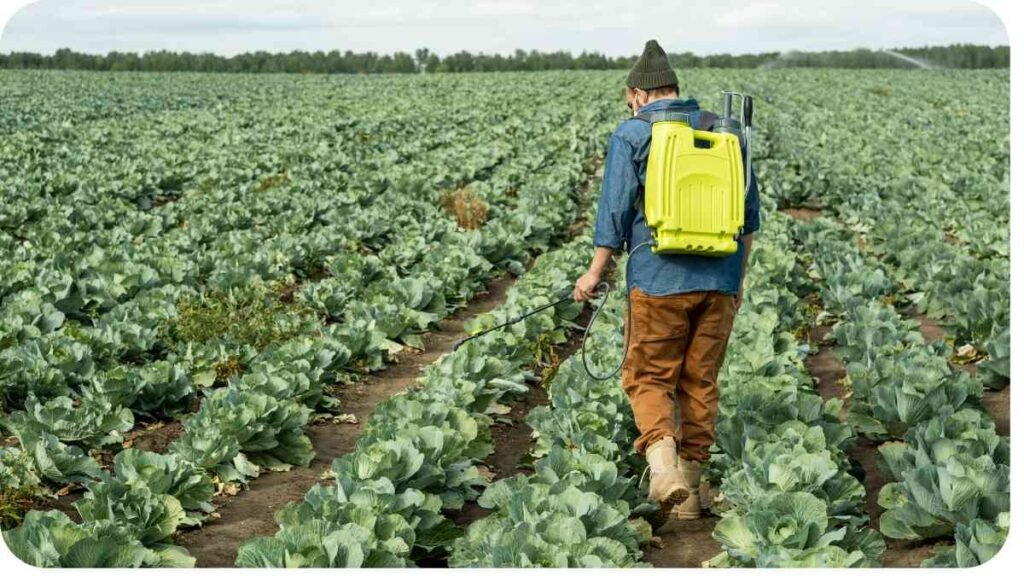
[0,44,1008,74]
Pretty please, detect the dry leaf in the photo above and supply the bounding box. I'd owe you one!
[215,482,241,497]
[476,465,496,481]
[955,344,978,359]
[333,413,358,425]
[486,402,512,415]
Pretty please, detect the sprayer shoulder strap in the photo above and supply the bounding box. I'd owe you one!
[632,109,718,130]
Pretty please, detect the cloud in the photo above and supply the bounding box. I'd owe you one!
[713,2,789,28]
[0,0,1010,56]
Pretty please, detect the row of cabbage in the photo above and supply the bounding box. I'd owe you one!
[0,120,602,504]
[0,71,251,135]
[449,269,654,567]
[2,155,606,565]
[758,69,1009,389]
[1,73,613,408]
[706,213,884,567]
[445,210,884,567]
[0,70,743,407]
[796,217,1009,567]
[231,228,597,566]
[1,72,619,559]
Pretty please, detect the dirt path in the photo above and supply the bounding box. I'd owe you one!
[786,206,1010,568]
[806,324,850,411]
[780,207,824,221]
[803,299,949,566]
[174,274,514,567]
[455,308,596,506]
[419,317,595,567]
[644,516,720,567]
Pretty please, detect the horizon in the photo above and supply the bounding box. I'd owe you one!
[0,41,1008,59]
[0,0,1010,58]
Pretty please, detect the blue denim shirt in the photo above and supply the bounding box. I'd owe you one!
[594,98,761,296]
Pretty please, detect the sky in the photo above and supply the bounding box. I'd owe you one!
[0,0,1011,57]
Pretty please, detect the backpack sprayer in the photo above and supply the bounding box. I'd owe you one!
[455,92,754,381]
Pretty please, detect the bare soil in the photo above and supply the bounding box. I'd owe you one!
[645,516,721,567]
[803,310,968,567]
[125,420,184,453]
[982,387,1010,436]
[805,324,850,418]
[780,207,824,221]
[909,312,1010,435]
[849,441,944,566]
[913,313,947,345]
[438,381,551,535]
[28,488,83,523]
[174,274,515,567]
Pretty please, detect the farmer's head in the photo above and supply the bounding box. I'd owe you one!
[626,39,679,115]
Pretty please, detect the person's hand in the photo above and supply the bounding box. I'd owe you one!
[574,271,602,302]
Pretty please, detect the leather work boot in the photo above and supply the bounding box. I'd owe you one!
[671,459,703,520]
[645,437,690,529]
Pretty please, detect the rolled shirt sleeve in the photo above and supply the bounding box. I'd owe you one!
[593,133,640,250]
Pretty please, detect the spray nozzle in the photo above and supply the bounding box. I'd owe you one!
[452,337,466,352]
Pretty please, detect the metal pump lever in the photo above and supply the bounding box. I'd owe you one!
[718,91,755,196]
[742,94,754,196]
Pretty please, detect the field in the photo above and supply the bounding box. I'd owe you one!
[0,68,1010,568]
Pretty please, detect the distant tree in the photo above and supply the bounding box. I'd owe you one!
[0,44,1008,73]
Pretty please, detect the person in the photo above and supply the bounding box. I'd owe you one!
[573,39,761,526]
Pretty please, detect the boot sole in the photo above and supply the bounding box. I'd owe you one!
[669,509,702,520]
[669,494,703,520]
[649,486,691,531]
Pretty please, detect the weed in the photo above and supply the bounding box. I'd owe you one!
[440,185,490,230]
[165,282,317,353]
[0,486,38,530]
[257,171,290,192]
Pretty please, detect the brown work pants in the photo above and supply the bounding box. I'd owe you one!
[622,288,737,462]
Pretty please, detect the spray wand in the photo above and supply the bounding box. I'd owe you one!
[452,241,650,380]
[452,293,575,352]
[451,282,622,381]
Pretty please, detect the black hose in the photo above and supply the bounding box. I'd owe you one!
[580,281,620,380]
[453,241,652,383]
[580,241,652,381]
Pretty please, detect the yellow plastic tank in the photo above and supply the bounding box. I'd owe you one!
[645,120,745,256]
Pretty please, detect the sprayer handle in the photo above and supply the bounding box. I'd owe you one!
[742,95,753,128]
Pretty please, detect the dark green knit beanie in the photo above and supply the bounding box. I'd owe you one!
[627,39,678,90]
